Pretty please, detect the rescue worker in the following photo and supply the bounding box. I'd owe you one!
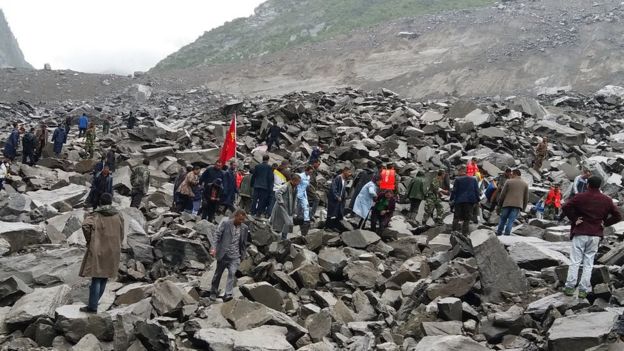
[544,183,562,220]
[422,170,448,225]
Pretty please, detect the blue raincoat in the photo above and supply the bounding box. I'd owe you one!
[3,128,19,159]
[51,127,66,155]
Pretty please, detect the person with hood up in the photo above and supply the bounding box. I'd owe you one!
[270,174,301,240]
[127,111,137,129]
[78,113,89,138]
[78,193,124,313]
[3,123,19,161]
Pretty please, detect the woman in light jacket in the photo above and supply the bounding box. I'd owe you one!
[353,177,380,229]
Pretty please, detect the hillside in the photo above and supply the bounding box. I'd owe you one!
[152,0,493,71]
[150,0,624,99]
[0,9,31,69]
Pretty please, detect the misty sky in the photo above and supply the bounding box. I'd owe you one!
[1,0,265,74]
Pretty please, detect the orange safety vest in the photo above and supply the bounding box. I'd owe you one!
[379,169,396,190]
[235,172,244,189]
[545,188,562,208]
[466,162,479,177]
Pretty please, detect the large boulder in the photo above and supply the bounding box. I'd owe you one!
[240,282,284,312]
[547,312,619,351]
[508,241,570,270]
[5,285,71,327]
[55,304,114,343]
[0,276,33,306]
[154,237,210,266]
[112,166,132,195]
[0,221,46,253]
[151,279,197,315]
[533,120,585,145]
[0,247,84,286]
[414,335,489,351]
[470,230,527,302]
[341,230,380,248]
[193,326,294,351]
[26,184,88,208]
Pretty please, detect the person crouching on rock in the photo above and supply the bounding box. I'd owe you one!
[79,193,124,313]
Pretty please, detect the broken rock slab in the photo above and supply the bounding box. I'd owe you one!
[240,282,284,312]
[508,241,570,270]
[0,221,46,253]
[470,230,528,302]
[5,284,71,327]
[193,325,294,351]
[414,335,489,351]
[26,184,88,209]
[55,304,114,343]
[0,275,33,306]
[548,311,619,351]
[340,230,380,248]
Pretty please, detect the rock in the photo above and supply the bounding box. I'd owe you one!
[0,247,83,286]
[5,284,71,326]
[422,321,463,336]
[437,297,462,321]
[0,192,32,217]
[26,184,88,208]
[23,317,57,347]
[193,326,294,351]
[344,261,380,289]
[470,230,527,302]
[72,334,102,351]
[478,127,506,138]
[464,109,491,126]
[151,279,196,315]
[0,275,33,306]
[55,304,114,343]
[340,230,380,248]
[113,166,133,195]
[0,221,46,253]
[240,282,284,312]
[508,241,570,270]
[135,320,175,351]
[317,248,348,274]
[154,237,210,266]
[414,335,489,351]
[525,292,587,317]
[304,310,332,342]
[127,84,152,103]
[421,111,444,122]
[534,120,585,145]
[547,312,619,351]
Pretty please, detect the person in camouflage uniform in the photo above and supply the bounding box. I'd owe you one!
[422,170,449,225]
[85,123,96,159]
[130,159,151,208]
[102,115,111,135]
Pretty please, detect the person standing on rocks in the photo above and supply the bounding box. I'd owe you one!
[78,113,89,138]
[87,166,113,209]
[130,159,151,208]
[209,209,250,301]
[348,161,376,212]
[544,183,562,220]
[79,193,124,313]
[570,168,591,198]
[3,122,20,162]
[296,165,314,235]
[379,163,397,191]
[267,161,288,216]
[200,160,224,187]
[64,115,73,135]
[370,190,396,233]
[102,115,111,135]
[250,155,274,217]
[307,159,322,221]
[533,137,548,171]
[127,111,137,129]
[173,165,192,211]
[178,165,201,213]
[490,168,512,205]
[496,169,528,236]
[562,176,622,298]
[308,145,322,164]
[238,166,252,212]
[84,123,96,159]
[201,178,223,222]
[266,122,283,151]
[106,148,116,172]
[466,157,480,177]
[270,174,300,240]
[221,160,239,214]
[21,127,36,166]
[51,124,67,158]
[450,166,480,236]
[353,177,380,229]
[422,170,448,226]
[326,167,352,232]
[34,123,48,162]
[406,171,426,221]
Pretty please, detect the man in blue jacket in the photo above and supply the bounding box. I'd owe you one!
[3,123,20,161]
[250,154,274,217]
[78,113,89,138]
[450,165,480,236]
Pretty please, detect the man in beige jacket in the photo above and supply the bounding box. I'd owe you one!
[79,193,124,313]
[496,169,529,236]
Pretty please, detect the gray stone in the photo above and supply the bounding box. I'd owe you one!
[55,304,114,343]
[548,312,618,351]
[0,275,33,306]
[193,326,294,351]
[151,279,196,315]
[344,261,380,289]
[340,230,380,248]
[304,310,331,342]
[240,282,284,312]
[26,184,88,208]
[508,241,570,270]
[0,221,46,253]
[72,334,102,351]
[464,109,490,126]
[0,247,83,286]
[6,284,71,326]
[526,292,587,316]
[154,237,209,265]
[534,120,585,145]
[135,320,175,351]
[437,297,462,321]
[470,230,527,302]
[478,127,506,138]
[414,335,489,351]
[422,321,463,336]
[317,248,348,274]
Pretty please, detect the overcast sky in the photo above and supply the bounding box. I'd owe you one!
[1,0,265,74]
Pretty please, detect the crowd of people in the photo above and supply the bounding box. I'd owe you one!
[3,112,622,306]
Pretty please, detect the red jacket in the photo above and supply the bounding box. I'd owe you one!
[544,188,561,208]
[466,162,479,177]
[562,188,622,238]
[379,169,396,190]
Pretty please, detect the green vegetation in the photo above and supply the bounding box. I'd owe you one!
[152,0,493,71]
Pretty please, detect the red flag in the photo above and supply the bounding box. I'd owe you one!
[219,112,236,164]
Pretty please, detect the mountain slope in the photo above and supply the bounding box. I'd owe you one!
[150,0,624,99]
[0,9,31,69]
[151,0,492,71]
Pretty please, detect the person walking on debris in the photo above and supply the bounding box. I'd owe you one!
[353,177,380,229]
[178,165,201,213]
[406,171,426,221]
[208,209,249,302]
[173,166,192,211]
[130,159,150,208]
[296,165,314,235]
[200,160,224,187]
[127,112,137,129]
[490,168,512,205]
[450,166,480,237]
[533,137,548,171]
[267,161,288,216]
[64,115,73,135]
[0,159,8,190]
[307,159,322,221]
[270,174,300,240]
[250,154,274,217]
[562,176,622,298]
[348,161,376,212]
[370,190,396,233]
[466,157,480,177]
[266,122,283,151]
[422,170,448,226]
[51,124,67,158]
[106,148,116,172]
[238,166,252,212]
[84,123,96,158]
[79,193,124,313]
[87,166,113,209]
[78,113,89,138]
[221,160,238,214]
[496,169,528,236]
[326,167,352,232]
[3,122,20,162]
[570,168,591,198]
[21,127,36,166]
[308,145,322,164]
[34,123,48,162]
[202,178,223,222]
[544,183,562,220]
[379,163,397,191]
[102,115,111,135]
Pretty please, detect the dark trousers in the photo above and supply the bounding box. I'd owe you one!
[0,179,4,190]
[251,188,270,216]
[79,128,86,138]
[453,203,475,236]
[88,277,108,311]
[211,257,240,297]
[182,194,194,212]
[22,149,35,165]
[267,137,279,151]
[239,196,251,212]
[267,191,276,216]
[325,217,347,232]
[130,190,145,208]
[309,196,319,220]
[202,201,219,221]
